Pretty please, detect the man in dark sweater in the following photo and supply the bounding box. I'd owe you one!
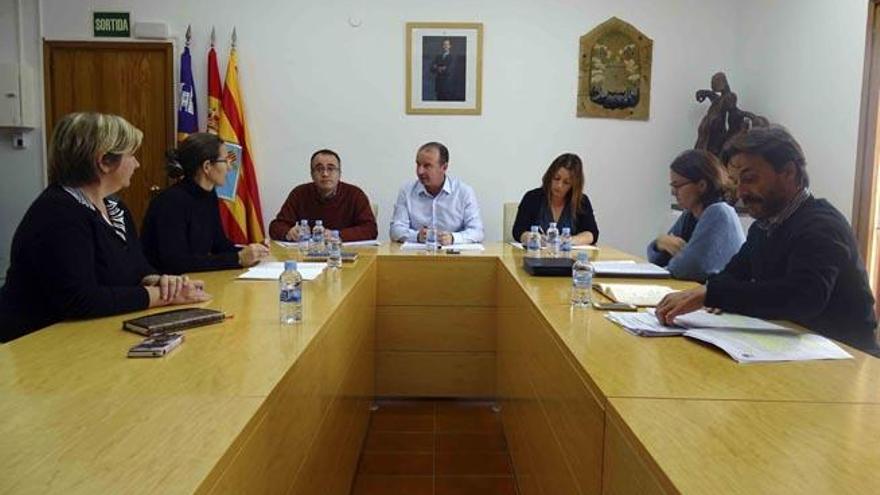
[268,149,378,242]
[657,125,879,355]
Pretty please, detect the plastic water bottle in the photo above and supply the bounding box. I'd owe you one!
[560,227,572,256]
[311,220,326,253]
[298,220,310,254]
[327,230,342,269]
[546,222,560,257]
[279,260,303,324]
[571,251,594,307]
[526,225,541,257]
[425,223,438,253]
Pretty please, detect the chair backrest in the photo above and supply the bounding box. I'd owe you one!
[503,202,519,243]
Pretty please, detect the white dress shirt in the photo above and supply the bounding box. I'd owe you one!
[389,175,484,244]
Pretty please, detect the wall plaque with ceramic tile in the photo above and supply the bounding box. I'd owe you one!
[578,17,652,120]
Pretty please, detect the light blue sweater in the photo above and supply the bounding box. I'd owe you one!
[647,202,745,282]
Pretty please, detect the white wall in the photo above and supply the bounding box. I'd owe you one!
[0,0,44,281]
[30,0,739,256]
[736,0,870,220]
[11,0,871,266]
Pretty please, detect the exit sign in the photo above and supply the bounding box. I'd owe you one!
[93,12,131,38]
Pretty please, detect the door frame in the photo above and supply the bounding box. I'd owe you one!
[42,39,175,170]
[854,0,880,288]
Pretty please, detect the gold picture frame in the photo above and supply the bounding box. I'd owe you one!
[406,22,483,115]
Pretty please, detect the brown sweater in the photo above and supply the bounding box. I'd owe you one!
[268,181,377,242]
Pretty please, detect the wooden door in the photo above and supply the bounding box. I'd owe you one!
[43,41,174,229]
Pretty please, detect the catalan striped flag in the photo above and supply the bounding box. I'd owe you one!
[206,27,222,135]
[176,27,198,142]
[217,35,265,243]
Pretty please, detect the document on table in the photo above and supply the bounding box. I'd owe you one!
[605,311,685,337]
[592,260,670,278]
[670,309,795,332]
[400,242,485,252]
[594,283,675,306]
[275,239,381,248]
[237,261,326,281]
[342,240,381,247]
[684,329,852,363]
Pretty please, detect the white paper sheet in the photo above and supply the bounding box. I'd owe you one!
[342,240,381,247]
[684,329,852,363]
[400,242,485,252]
[237,261,326,281]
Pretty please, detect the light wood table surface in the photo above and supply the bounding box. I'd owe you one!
[3,241,878,494]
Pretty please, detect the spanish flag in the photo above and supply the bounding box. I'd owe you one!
[217,41,265,243]
[206,28,221,135]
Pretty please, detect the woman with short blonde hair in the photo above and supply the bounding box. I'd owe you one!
[0,112,210,343]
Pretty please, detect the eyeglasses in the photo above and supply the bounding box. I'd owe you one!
[312,165,340,175]
[669,180,693,191]
[212,158,229,165]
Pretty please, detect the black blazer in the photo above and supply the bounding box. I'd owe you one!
[0,185,155,342]
[512,188,599,244]
[141,179,240,274]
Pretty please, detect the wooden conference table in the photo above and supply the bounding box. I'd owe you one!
[1,243,878,494]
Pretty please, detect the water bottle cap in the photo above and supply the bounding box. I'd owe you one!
[332,230,339,236]
[562,227,571,234]
[531,225,540,232]
[315,220,323,225]
[577,252,588,261]
[549,222,556,227]
[284,260,297,271]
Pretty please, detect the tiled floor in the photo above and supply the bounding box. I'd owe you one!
[350,399,519,495]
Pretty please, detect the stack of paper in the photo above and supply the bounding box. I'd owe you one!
[237,261,326,281]
[400,242,485,252]
[605,308,850,362]
[595,283,675,306]
[343,240,381,247]
[592,260,670,278]
[605,311,685,337]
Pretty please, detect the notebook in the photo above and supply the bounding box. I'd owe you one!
[594,283,675,306]
[123,308,226,336]
[302,251,359,262]
[592,260,670,278]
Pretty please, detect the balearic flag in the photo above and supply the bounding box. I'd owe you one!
[206,27,222,134]
[176,25,198,142]
[217,30,265,243]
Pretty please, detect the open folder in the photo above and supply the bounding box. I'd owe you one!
[593,283,675,306]
[592,260,670,278]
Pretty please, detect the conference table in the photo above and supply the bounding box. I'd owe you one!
[1,243,878,494]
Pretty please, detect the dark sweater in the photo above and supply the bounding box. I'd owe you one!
[512,188,599,244]
[141,179,241,274]
[268,181,378,242]
[0,185,154,342]
[705,197,878,354]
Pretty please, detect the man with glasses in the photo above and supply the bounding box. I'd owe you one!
[268,149,378,242]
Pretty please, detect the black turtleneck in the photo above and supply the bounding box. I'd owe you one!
[141,179,241,274]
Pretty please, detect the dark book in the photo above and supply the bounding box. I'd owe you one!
[523,257,574,276]
[122,308,226,336]
[303,251,358,262]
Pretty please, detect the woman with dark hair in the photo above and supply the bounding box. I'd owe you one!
[647,149,745,281]
[0,112,209,343]
[141,132,269,274]
[512,153,599,245]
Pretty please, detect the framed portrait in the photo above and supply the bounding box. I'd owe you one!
[406,22,483,115]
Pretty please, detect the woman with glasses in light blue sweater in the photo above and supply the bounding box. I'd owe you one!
[647,149,745,282]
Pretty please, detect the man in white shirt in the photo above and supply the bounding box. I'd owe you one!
[390,142,484,245]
